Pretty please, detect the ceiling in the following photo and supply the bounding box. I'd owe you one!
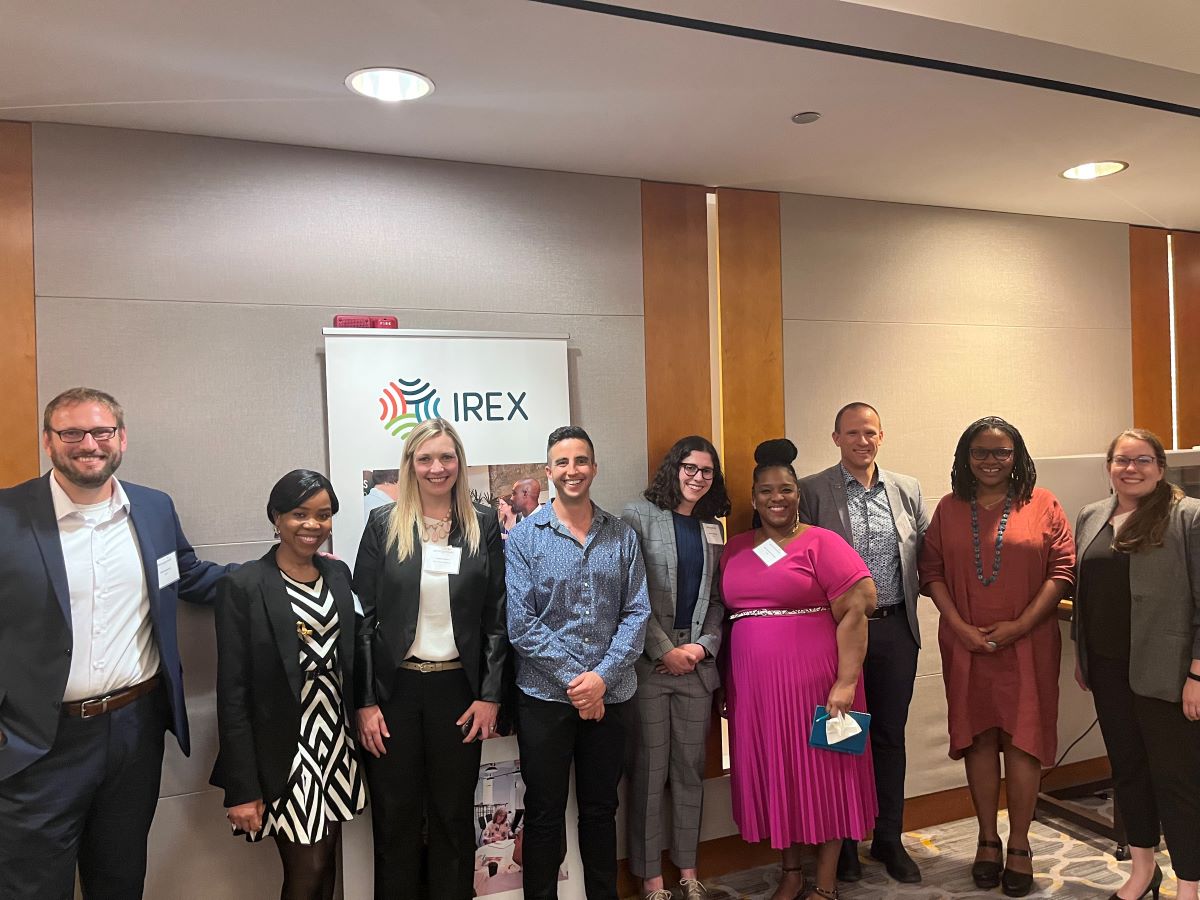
[3,0,1199,228]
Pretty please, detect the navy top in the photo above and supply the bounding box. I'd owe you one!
[672,512,704,630]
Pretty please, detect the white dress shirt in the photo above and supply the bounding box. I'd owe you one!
[51,475,158,701]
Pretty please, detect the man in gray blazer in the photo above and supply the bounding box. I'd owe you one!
[799,402,928,885]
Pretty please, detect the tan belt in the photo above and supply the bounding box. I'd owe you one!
[399,659,463,673]
[62,675,161,719]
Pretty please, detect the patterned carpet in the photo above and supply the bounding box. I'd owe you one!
[696,809,1180,899]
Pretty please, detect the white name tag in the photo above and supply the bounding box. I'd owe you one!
[423,545,462,575]
[156,551,180,588]
[702,523,724,545]
[753,539,787,567]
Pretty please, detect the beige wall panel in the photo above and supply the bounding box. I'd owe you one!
[144,791,282,899]
[1055,622,1106,764]
[904,673,964,797]
[33,124,643,317]
[781,193,1130,331]
[37,297,647,544]
[783,320,1132,504]
[915,600,942,678]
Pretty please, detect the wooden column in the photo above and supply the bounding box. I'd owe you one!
[640,182,713,474]
[1129,226,1172,440]
[0,121,37,486]
[1174,230,1200,448]
[715,188,785,535]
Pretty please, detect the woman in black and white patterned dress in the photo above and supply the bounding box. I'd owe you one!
[212,470,366,900]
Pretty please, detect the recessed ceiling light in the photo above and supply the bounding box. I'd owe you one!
[1061,160,1128,180]
[791,111,822,125]
[345,68,434,102]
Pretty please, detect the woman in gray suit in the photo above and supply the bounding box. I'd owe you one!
[1073,428,1200,900]
[622,436,730,900]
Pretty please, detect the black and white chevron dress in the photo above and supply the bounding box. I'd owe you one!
[250,571,367,843]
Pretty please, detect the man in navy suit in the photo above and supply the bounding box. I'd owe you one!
[0,387,235,900]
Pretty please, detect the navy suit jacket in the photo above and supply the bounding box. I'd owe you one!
[0,472,235,781]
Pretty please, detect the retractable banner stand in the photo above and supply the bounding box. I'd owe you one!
[323,328,584,900]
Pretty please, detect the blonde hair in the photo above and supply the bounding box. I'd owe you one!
[385,418,481,561]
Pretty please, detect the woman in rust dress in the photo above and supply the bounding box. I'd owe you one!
[918,417,1074,898]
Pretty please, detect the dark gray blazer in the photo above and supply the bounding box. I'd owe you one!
[798,463,928,646]
[621,499,724,692]
[1072,495,1200,704]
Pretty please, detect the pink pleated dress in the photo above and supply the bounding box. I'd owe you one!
[720,526,879,849]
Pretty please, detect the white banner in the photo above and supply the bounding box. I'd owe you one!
[323,328,582,900]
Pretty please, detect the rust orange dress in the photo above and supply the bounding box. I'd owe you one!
[918,487,1076,765]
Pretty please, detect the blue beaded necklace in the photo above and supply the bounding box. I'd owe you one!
[970,491,1013,586]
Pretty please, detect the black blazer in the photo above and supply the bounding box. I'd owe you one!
[353,503,508,708]
[209,548,358,808]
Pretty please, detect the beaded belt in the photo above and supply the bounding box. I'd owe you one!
[729,607,827,621]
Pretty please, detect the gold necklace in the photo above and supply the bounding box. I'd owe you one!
[421,512,452,542]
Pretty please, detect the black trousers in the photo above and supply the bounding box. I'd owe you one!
[364,668,481,900]
[1089,653,1200,881]
[860,610,919,839]
[516,692,628,900]
[0,686,169,900]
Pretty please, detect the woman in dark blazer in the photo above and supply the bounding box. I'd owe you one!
[1073,428,1200,900]
[211,469,365,900]
[621,435,729,900]
[353,417,509,900]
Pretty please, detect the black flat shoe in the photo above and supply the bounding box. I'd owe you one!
[1108,864,1163,900]
[1002,846,1034,897]
[870,839,922,884]
[836,840,862,883]
[972,837,1003,890]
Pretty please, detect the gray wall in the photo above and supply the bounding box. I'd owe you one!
[780,192,1131,797]
[33,123,647,899]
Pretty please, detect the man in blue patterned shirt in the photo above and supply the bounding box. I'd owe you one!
[799,403,929,886]
[505,425,650,900]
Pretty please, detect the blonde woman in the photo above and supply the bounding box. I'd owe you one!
[353,418,509,900]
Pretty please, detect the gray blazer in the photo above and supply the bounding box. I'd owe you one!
[1072,495,1200,704]
[621,498,724,692]
[798,463,928,646]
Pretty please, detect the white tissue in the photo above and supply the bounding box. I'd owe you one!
[826,712,863,744]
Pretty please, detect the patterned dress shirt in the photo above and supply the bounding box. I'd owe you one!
[505,501,650,704]
[841,464,904,608]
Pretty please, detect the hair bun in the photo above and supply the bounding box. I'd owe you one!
[754,438,797,467]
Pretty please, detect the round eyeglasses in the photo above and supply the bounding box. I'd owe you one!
[680,463,715,480]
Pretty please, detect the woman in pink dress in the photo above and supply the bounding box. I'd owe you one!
[721,439,878,900]
[918,417,1075,898]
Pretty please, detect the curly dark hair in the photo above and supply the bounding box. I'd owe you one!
[950,416,1036,504]
[643,436,731,518]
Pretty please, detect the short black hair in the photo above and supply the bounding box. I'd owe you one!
[643,435,731,518]
[950,416,1036,504]
[833,402,880,433]
[267,469,339,525]
[372,469,399,485]
[547,425,595,461]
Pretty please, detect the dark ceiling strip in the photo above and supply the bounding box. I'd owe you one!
[529,0,1200,119]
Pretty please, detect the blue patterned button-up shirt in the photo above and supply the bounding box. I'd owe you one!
[505,501,650,704]
[841,464,904,608]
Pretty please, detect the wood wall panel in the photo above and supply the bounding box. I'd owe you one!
[1129,226,1172,441]
[0,121,37,486]
[716,188,785,534]
[1175,230,1200,449]
[640,182,713,475]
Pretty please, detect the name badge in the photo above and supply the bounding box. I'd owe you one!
[157,551,180,588]
[895,512,913,543]
[752,539,787,567]
[702,523,724,545]
[423,545,462,575]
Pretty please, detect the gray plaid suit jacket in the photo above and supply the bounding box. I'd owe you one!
[621,498,725,692]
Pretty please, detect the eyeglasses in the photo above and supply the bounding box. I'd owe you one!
[680,463,716,480]
[1111,455,1158,469]
[50,427,120,443]
[969,447,1014,461]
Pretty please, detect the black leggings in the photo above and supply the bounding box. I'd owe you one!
[274,824,340,900]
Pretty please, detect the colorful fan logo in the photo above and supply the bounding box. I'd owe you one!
[378,378,443,438]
